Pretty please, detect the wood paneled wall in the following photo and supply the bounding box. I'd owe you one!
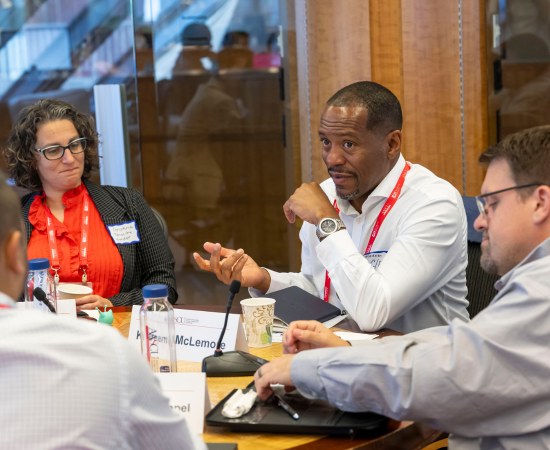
[295,0,372,184]
[294,0,488,196]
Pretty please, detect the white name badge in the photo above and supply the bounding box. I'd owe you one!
[107,220,140,245]
[154,373,211,435]
[128,306,249,363]
[364,251,387,270]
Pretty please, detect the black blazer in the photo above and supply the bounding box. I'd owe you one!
[21,180,178,306]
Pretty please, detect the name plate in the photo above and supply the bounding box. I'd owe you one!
[127,306,249,363]
[154,373,211,434]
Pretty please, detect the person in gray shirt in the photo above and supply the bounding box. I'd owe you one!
[254,125,550,450]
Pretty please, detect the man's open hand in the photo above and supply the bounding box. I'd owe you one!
[283,320,351,354]
[193,242,271,292]
[283,183,339,225]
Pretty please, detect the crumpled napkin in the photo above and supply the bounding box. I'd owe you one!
[221,389,258,418]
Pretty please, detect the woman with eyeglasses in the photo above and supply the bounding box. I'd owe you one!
[3,99,177,309]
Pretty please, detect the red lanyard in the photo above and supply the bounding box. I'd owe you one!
[0,304,11,309]
[323,163,411,302]
[43,187,91,285]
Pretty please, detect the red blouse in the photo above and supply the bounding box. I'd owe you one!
[27,184,123,299]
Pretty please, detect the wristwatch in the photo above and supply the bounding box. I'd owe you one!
[316,218,346,241]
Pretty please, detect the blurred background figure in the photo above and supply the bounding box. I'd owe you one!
[217,30,254,69]
[172,22,216,75]
[253,31,281,68]
[164,75,244,270]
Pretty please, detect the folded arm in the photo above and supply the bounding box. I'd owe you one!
[318,197,466,331]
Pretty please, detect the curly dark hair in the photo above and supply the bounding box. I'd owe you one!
[4,99,100,191]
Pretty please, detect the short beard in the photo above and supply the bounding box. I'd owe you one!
[480,232,499,275]
[337,189,360,201]
[328,167,360,201]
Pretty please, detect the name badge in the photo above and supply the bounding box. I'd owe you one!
[107,220,140,245]
[364,251,387,270]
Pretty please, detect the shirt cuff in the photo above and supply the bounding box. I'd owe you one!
[315,230,360,272]
[290,350,327,401]
[247,268,289,298]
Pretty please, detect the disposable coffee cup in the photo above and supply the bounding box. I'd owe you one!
[57,284,93,300]
[240,298,276,348]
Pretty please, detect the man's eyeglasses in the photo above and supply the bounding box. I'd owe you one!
[35,138,87,161]
[475,183,541,219]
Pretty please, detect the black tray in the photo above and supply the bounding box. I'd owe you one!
[205,387,388,436]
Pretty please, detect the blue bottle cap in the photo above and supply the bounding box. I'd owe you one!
[28,258,50,271]
[143,284,168,298]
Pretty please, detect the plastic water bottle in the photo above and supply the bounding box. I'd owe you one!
[25,258,57,312]
[140,284,177,373]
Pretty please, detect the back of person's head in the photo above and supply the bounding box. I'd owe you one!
[0,171,26,298]
[4,98,99,192]
[181,23,211,47]
[479,126,550,199]
[326,81,403,136]
[0,172,22,240]
[222,31,250,47]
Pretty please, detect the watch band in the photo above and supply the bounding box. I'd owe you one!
[316,218,346,241]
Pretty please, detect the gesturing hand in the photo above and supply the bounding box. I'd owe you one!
[283,182,339,225]
[193,242,271,293]
[283,320,351,354]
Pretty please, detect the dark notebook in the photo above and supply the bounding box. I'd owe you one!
[206,387,388,436]
[261,286,342,327]
[206,444,238,450]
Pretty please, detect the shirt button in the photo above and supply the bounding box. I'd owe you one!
[310,391,317,398]
[319,252,325,258]
[356,217,363,223]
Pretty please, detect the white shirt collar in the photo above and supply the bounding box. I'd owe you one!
[331,154,407,216]
[0,291,15,308]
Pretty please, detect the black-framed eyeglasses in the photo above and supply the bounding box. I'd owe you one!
[35,137,87,161]
[475,183,541,219]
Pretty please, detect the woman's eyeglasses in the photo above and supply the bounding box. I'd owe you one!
[35,138,87,161]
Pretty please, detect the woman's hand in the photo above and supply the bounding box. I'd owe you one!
[75,295,113,310]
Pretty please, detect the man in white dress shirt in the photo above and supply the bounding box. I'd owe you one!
[0,176,204,449]
[194,81,469,333]
[254,126,550,449]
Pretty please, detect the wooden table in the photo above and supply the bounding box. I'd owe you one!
[110,305,441,450]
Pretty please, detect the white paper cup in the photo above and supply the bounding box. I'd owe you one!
[57,284,93,300]
[240,298,276,348]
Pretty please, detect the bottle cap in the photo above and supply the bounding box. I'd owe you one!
[143,284,168,298]
[28,258,50,271]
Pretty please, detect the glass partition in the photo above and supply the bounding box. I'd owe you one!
[486,0,550,143]
[0,0,142,192]
[141,0,295,304]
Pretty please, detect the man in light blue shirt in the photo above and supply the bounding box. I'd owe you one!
[254,126,550,450]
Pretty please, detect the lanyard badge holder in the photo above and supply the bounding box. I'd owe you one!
[44,188,91,286]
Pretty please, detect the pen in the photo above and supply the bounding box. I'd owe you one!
[273,393,300,420]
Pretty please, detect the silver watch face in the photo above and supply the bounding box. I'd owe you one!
[320,219,337,234]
